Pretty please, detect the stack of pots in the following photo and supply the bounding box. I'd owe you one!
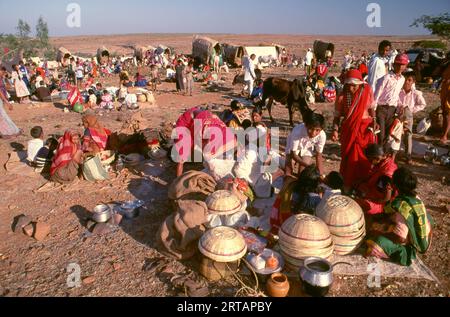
[278,214,334,269]
[316,195,366,255]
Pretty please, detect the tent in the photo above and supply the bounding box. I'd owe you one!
[223,44,246,67]
[192,36,223,66]
[242,46,279,67]
[134,46,156,62]
[56,47,72,66]
[155,45,172,56]
[97,47,110,64]
[313,40,335,62]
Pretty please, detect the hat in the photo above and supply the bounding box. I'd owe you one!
[344,69,364,85]
[394,54,409,65]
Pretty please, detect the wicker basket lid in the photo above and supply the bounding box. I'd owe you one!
[198,226,247,263]
[206,190,242,216]
[280,214,331,244]
[316,195,365,232]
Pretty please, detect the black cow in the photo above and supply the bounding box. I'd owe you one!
[258,77,313,126]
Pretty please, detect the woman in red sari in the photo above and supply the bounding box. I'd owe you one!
[332,69,377,192]
[355,143,398,217]
[81,114,111,155]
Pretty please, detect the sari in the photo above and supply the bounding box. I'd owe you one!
[82,115,111,153]
[50,131,79,176]
[366,195,433,266]
[0,99,20,136]
[270,178,298,234]
[338,83,376,188]
[355,157,397,215]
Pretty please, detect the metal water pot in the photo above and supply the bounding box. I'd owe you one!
[424,145,439,163]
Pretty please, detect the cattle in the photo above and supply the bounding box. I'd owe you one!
[257,77,313,127]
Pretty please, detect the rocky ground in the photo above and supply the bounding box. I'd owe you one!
[0,34,449,298]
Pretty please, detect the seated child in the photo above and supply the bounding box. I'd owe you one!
[27,126,44,163]
[320,171,344,201]
[366,167,433,266]
[99,89,114,110]
[34,137,58,173]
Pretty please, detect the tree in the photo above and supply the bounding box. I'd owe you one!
[411,13,450,40]
[36,16,49,46]
[16,19,31,39]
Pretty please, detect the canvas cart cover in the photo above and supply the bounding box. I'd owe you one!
[314,40,335,62]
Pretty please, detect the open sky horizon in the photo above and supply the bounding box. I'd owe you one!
[0,0,448,37]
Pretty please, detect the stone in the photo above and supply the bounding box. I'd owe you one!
[113,263,121,271]
[12,215,33,234]
[113,213,123,225]
[82,276,95,285]
[23,224,35,237]
[33,222,51,241]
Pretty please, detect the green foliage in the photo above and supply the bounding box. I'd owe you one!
[1,17,54,61]
[36,16,49,45]
[411,13,450,40]
[16,19,31,38]
[413,40,448,50]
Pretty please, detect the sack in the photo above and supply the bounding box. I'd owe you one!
[416,118,431,135]
[82,155,109,181]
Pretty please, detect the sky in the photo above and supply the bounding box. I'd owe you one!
[0,0,448,37]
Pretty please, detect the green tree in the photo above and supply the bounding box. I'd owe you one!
[16,19,31,39]
[36,16,49,46]
[411,13,450,40]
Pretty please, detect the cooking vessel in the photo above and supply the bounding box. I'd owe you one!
[92,204,112,223]
[424,145,439,163]
[299,257,351,297]
[119,200,144,219]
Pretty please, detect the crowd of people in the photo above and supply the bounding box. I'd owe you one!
[1,38,449,268]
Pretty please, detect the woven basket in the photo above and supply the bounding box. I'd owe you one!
[198,227,247,263]
[279,214,332,249]
[316,195,365,234]
[206,190,242,216]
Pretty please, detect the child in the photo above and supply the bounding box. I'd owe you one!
[285,113,326,179]
[366,167,433,267]
[291,165,322,215]
[99,90,114,110]
[150,65,159,92]
[398,71,427,163]
[27,126,44,163]
[184,61,195,96]
[86,89,98,109]
[386,113,404,162]
[34,137,58,173]
[320,171,344,202]
[76,64,84,89]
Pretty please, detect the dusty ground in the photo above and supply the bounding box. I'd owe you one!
[0,34,449,298]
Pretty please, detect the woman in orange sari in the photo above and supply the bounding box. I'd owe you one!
[332,69,377,191]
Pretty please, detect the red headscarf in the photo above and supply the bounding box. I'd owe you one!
[50,131,80,176]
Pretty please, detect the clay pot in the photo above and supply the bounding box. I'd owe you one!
[266,273,290,297]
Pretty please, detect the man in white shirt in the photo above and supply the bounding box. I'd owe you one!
[285,113,326,179]
[305,48,314,77]
[244,54,257,98]
[374,53,409,148]
[398,71,427,163]
[368,40,391,92]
